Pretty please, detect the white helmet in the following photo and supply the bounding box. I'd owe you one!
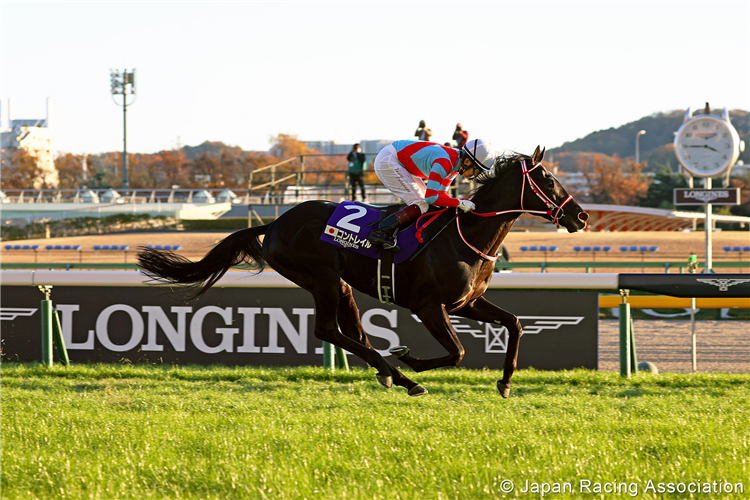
[462,139,495,172]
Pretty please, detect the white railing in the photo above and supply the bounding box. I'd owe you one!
[0,188,253,205]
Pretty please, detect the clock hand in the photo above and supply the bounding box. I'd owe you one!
[685,145,719,152]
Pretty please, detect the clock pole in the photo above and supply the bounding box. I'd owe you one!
[703,177,713,273]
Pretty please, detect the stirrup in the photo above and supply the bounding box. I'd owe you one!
[367,231,400,252]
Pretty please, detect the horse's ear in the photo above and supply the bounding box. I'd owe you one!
[532,145,542,164]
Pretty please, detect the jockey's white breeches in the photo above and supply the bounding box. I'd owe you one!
[373,145,429,214]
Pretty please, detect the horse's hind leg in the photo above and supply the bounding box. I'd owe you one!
[393,303,466,372]
[336,281,428,396]
[307,272,395,387]
[452,296,521,398]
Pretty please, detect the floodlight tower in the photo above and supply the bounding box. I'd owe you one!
[110,69,136,189]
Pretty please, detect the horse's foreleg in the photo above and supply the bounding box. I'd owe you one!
[452,296,521,398]
[395,303,465,373]
[336,282,427,396]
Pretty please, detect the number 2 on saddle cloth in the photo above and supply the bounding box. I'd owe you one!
[319,201,436,264]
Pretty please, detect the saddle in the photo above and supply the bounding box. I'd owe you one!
[319,201,429,305]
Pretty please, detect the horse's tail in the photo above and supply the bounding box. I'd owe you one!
[137,225,269,298]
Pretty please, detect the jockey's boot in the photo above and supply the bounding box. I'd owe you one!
[367,204,422,251]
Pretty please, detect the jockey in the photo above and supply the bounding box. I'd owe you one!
[367,138,496,250]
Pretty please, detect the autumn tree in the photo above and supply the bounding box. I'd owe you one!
[0,149,45,188]
[54,153,88,189]
[237,151,272,187]
[267,134,346,186]
[219,150,242,188]
[161,149,190,188]
[84,152,122,188]
[189,153,231,188]
[580,155,650,206]
[130,153,164,189]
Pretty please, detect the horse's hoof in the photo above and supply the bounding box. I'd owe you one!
[496,381,511,399]
[376,374,393,389]
[408,385,428,397]
[389,345,410,358]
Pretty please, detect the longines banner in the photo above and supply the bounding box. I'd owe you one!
[0,286,598,370]
[673,188,740,206]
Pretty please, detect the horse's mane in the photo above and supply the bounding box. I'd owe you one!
[477,152,529,184]
[470,152,530,199]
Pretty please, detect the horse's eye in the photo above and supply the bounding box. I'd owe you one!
[546,178,555,189]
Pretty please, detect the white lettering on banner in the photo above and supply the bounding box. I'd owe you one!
[237,307,262,353]
[141,306,192,352]
[190,306,235,353]
[57,304,95,350]
[684,190,730,203]
[95,304,144,352]
[361,309,400,356]
[56,304,318,354]
[263,308,314,354]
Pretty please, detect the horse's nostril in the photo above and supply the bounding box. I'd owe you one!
[578,212,589,222]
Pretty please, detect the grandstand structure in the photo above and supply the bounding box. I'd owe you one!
[582,204,750,232]
[0,98,58,188]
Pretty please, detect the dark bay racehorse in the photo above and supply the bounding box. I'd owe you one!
[137,146,588,397]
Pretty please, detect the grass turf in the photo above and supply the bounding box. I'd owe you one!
[2,364,749,499]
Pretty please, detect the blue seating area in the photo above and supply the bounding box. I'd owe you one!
[145,245,181,250]
[620,246,658,253]
[45,245,82,251]
[574,246,611,253]
[519,246,558,253]
[4,245,40,250]
[93,245,129,251]
[723,246,750,253]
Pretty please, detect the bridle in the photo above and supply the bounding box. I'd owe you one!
[460,159,574,261]
[414,158,580,262]
[471,159,573,226]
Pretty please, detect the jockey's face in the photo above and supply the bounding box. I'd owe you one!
[461,157,477,179]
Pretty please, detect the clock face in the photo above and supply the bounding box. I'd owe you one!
[674,115,739,177]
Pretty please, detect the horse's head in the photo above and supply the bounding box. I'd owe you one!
[474,145,589,232]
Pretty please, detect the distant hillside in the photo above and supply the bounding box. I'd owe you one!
[550,109,750,172]
[182,141,247,160]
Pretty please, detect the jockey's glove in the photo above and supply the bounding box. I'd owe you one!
[458,199,476,212]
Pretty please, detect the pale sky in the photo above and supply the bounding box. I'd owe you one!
[1,1,749,156]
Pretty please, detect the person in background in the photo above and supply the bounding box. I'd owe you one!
[367,138,496,250]
[414,120,432,141]
[453,123,469,149]
[347,143,367,201]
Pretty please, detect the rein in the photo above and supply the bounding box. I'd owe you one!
[414,159,574,262]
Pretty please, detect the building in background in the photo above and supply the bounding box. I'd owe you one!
[0,98,59,188]
[303,139,393,157]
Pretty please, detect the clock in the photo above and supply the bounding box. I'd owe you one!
[674,106,743,178]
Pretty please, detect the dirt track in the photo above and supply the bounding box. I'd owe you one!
[3,229,749,263]
[599,320,750,373]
